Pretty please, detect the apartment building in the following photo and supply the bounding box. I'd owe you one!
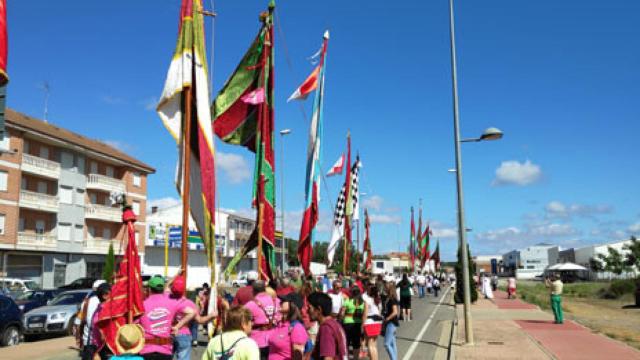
[0,109,154,288]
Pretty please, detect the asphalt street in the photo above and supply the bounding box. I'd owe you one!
[191,287,454,360]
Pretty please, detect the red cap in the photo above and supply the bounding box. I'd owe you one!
[171,276,186,296]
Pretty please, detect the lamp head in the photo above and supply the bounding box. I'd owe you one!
[479,127,503,141]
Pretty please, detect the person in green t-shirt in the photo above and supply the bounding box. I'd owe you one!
[397,274,413,321]
[342,286,365,360]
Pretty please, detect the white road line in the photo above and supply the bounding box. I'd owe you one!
[401,287,451,360]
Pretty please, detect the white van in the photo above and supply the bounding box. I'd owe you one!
[0,278,41,293]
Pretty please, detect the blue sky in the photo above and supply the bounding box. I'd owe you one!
[6,0,640,261]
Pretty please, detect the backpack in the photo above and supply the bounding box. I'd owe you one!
[289,320,314,354]
[218,335,246,360]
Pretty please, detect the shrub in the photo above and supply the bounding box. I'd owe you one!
[598,278,636,299]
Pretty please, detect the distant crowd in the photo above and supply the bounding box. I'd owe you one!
[75,269,451,360]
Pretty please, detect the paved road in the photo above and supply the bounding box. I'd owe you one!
[0,288,453,360]
[193,286,454,360]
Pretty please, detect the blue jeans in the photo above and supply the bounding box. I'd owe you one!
[190,321,198,342]
[173,334,192,360]
[418,285,426,298]
[384,322,398,360]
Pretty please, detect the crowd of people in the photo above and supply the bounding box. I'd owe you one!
[75,269,449,360]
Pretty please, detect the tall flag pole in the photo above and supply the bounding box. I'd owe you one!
[363,209,372,272]
[96,200,144,355]
[342,134,352,274]
[157,0,216,288]
[295,31,329,276]
[0,0,8,139]
[417,202,423,269]
[216,1,277,281]
[410,207,415,273]
[328,156,360,267]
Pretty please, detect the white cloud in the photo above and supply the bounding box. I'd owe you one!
[629,222,640,234]
[103,139,134,153]
[362,195,384,211]
[475,222,580,253]
[369,214,401,225]
[101,95,126,105]
[141,96,158,111]
[147,197,180,211]
[492,160,542,186]
[217,152,251,184]
[431,227,458,239]
[544,200,612,219]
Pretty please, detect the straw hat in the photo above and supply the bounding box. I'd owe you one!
[115,324,145,355]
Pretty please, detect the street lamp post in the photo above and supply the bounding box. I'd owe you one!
[448,0,504,345]
[279,129,291,274]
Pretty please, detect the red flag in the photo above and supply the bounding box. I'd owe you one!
[96,208,145,354]
[0,0,7,85]
[420,225,431,268]
[431,240,440,271]
[410,207,415,272]
[363,209,372,271]
[326,154,344,177]
[288,66,320,102]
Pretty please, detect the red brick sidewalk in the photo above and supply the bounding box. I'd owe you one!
[496,290,640,360]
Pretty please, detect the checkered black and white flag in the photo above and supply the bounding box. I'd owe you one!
[328,158,360,265]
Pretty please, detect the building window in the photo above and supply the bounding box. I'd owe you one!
[132,201,140,215]
[58,223,71,241]
[21,177,26,190]
[90,161,98,174]
[0,135,9,152]
[88,226,96,239]
[23,140,30,154]
[18,218,24,232]
[106,165,114,178]
[90,192,97,204]
[133,172,141,187]
[75,188,85,206]
[0,170,7,192]
[0,214,5,235]
[40,145,49,159]
[59,186,73,204]
[103,228,111,240]
[74,225,84,242]
[37,181,48,194]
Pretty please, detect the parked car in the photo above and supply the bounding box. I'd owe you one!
[58,277,97,290]
[0,294,23,346]
[0,277,42,294]
[14,290,61,314]
[22,289,90,339]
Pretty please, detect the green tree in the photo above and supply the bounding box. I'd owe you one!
[286,238,300,266]
[454,244,477,304]
[589,257,604,272]
[623,236,640,273]
[331,240,361,275]
[598,246,631,276]
[102,242,115,284]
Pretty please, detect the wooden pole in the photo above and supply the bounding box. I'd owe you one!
[257,203,265,280]
[181,85,193,282]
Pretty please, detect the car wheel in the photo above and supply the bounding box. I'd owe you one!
[67,315,77,336]
[1,326,21,347]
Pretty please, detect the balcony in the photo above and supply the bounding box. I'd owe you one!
[84,238,113,254]
[21,154,61,179]
[86,173,125,193]
[19,190,59,213]
[17,232,57,250]
[85,204,121,223]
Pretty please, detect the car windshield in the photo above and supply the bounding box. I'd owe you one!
[24,281,42,290]
[50,292,87,306]
[16,291,39,300]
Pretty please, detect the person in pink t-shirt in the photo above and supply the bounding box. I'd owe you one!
[138,275,184,360]
[244,280,281,360]
[268,293,309,360]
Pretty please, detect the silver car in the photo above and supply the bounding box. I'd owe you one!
[22,289,90,338]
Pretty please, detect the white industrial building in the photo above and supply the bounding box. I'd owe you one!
[501,244,559,279]
[143,204,287,289]
[574,239,637,279]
